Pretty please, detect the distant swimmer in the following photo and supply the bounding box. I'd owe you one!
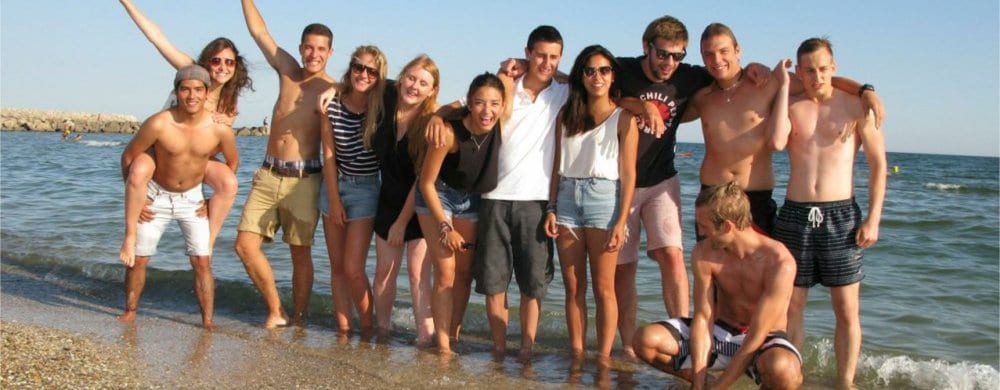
[117,65,239,329]
[770,37,887,389]
[633,182,803,389]
[676,151,693,158]
[73,134,82,142]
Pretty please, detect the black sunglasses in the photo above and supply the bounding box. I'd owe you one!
[649,43,686,62]
[350,62,379,78]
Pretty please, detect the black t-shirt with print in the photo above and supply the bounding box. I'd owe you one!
[616,56,712,188]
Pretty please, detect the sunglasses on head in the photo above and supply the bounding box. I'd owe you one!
[350,61,379,78]
[649,44,686,62]
[583,66,613,78]
[209,57,236,67]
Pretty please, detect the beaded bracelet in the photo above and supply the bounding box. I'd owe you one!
[545,202,557,214]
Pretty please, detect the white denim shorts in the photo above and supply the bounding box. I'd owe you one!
[135,181,210,257]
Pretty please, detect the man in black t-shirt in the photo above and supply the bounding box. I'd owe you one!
[613,15,714,359]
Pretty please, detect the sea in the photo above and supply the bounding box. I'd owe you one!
[1,131,997,389]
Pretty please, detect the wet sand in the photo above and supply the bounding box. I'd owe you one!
[0,261,676,389]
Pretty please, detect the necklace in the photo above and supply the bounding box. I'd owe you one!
[470,132,489,151]
[715,70,744,103]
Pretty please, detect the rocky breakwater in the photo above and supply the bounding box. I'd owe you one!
[1,108,141,134]
[1,108,270,136]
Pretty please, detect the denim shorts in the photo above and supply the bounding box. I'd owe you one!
[555,177,620,230]
[135,181,209,257]
[414,178,480,221]
[319,174,381,221]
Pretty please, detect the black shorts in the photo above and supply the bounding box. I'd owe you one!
[472,199,554,298]
[773,198,864,287]
[697,186,777,240]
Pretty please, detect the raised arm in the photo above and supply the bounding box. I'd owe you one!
[241,0,300,76]
[498,72,515,128]
[689,245,716,390]
[711,257,796,389]
[768,59,792,151]
[119,0,195,69]
[855,109,886,248]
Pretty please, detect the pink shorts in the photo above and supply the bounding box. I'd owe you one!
[618,175,683,264]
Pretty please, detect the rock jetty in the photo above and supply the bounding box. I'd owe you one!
[1,108,269,136]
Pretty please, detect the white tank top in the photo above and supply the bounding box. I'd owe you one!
[559,107,623,180]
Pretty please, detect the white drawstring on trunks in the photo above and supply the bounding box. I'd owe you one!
[807,207,824,228]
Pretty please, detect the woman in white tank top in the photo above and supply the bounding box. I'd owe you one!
[543,45,638,358]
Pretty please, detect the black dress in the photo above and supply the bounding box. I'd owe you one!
[372,81,423,241]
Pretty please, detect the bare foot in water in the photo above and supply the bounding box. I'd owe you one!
[119,237,136,267]
[202,320,216,330]
[263,313,288,329]
[117,310,137,323]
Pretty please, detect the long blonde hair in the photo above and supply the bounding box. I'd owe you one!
[339,45,387,150]
[400,54,441,172]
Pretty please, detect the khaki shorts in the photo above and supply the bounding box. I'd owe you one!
[618,175,683,264]
[237,168,321,246]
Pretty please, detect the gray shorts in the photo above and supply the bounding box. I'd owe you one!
[472,199,554,299]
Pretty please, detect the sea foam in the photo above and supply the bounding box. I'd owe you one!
[925,182,965,191]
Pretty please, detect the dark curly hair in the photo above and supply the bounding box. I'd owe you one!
[196,37,254,117]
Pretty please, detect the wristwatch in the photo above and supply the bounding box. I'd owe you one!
[859,84,875,96]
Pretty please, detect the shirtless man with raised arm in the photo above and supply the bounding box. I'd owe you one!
[686,23,884,237]
[118,65,239,329]
[235,0,335,328]
[633,182,802,389]
[771,37,887,389]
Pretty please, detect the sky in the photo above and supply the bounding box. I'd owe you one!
[2,1,998,157]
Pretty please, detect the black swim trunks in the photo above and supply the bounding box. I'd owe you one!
[697,185,777,240]
[655,318,802,385]
[773,198,865,287]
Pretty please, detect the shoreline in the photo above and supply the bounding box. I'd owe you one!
[0,107,268,136]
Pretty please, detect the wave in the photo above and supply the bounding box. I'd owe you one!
[78,140,124,147]
[809,338,998,389]
[925,182,965,191]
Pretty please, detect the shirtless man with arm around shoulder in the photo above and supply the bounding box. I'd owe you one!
[771,37,886,389]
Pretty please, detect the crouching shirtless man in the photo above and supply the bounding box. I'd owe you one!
[633,182,802,389]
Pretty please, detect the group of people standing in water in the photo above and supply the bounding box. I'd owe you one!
[114,1,887,389]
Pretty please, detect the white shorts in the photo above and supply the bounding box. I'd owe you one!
[135,181,210,257]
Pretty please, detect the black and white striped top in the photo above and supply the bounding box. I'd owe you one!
[326,97,379,176]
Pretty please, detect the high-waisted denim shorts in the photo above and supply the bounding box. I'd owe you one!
[319,174,381,221]
[414,178,480,221]
[555,177,620,230]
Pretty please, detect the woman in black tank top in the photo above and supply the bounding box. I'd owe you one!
[416,72,511,354]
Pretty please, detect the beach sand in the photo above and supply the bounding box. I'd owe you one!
[0,261,584,389]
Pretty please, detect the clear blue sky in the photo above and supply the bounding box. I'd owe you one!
[2,1,997,157]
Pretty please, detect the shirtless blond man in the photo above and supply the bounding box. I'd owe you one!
[633,182,802,389]
[235,0,336,328]
[771,37,886,389]
[687,23,883,236]
[118,65,238,329]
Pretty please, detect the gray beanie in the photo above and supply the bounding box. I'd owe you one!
[174,65,212,89]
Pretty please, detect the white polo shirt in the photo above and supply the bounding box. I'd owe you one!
[483,76,569,201]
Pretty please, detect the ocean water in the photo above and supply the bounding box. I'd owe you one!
[1,131,997,389]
